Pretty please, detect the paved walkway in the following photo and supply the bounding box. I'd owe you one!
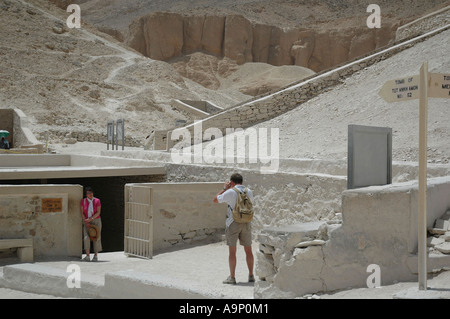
[0,242,256,299]
[1,241,450,299]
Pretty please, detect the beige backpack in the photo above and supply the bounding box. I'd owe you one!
[231,187,254,223]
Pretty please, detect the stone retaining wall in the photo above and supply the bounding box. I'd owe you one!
[39,130,142,147]
[396,5,450,42]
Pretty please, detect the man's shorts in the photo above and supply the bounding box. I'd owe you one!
[226,221,252,247]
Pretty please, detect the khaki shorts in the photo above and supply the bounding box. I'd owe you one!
[226,221,252,247]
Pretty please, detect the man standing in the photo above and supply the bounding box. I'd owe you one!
[213,173,255,284]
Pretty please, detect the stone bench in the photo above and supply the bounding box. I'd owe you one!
[0,239,34,262]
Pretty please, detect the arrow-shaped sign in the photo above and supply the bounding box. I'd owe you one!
[429,73,450,98]
[378,75,420,103]
[379,73,450,102]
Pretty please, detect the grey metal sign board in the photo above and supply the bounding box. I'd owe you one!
[348,124,392,189]
[116,119,125,150]
[107,120,114,150]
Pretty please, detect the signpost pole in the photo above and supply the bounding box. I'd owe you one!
[418,61,428,290]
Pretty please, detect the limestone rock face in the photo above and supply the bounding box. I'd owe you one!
[182,15,204,54]
[143,12,184,61]
[223,15,254,64]
[125,12,396,72]
[201,16,226,56]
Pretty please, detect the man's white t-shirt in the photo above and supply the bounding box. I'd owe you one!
[217,185,254,228]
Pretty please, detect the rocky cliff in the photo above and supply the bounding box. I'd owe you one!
[125,12,397,72]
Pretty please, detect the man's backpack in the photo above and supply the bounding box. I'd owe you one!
[231,187,253,223]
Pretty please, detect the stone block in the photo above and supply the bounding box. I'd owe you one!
[295,239,326,248]
[255,251,276,281]
[17,246,34,263]
[435,242,450,254]
[428,236,445,247]
[444,232,450,242]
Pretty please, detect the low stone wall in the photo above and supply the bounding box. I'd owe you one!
[396,5,450,42]
[163,163,346,232]
[255,176,450,298]
[40,130,143,148]
[0,185,83,258]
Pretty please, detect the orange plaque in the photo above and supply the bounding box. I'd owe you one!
[41,198,63,213]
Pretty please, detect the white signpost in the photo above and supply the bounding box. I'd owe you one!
[379,62,450,291]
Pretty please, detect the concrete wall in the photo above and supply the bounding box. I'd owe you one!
[0,185,83,258]
[125,182,227,253]
[255,176,450,298]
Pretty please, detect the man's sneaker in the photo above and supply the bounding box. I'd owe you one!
[248,275,255,283]
[92,255,98,262]
[223,276,236,285]
[82,255,90,262]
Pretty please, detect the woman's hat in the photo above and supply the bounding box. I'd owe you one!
[87,224,99,241]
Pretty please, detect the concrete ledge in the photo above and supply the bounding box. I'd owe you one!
[394,286,450,299]
[103,270,209,299]
[0,166,166,180]
[0,264,103,298]
[0,154,71,167]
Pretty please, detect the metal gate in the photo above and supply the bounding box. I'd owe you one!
[124,185,153,259]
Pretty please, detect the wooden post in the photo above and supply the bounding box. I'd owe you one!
[418,61,428,290]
